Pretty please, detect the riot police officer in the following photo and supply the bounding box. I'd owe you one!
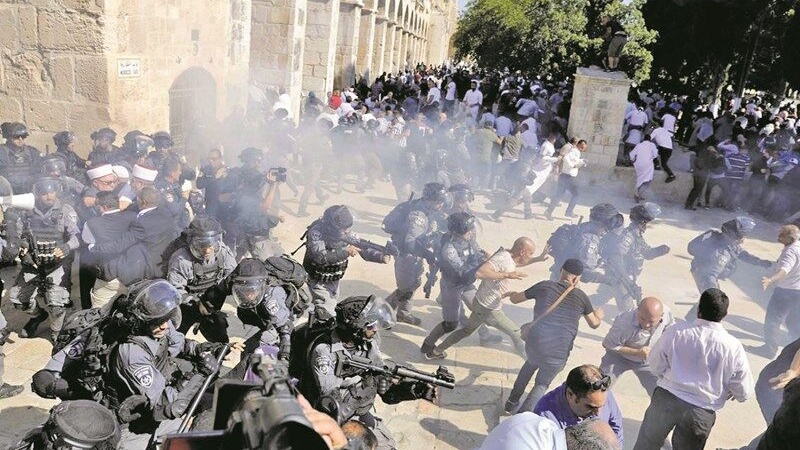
[384,182,448,325]
[304,205,390,321]
[421,211,500,357]
[52,131,87,181]
[300,295,436,450]
[40,155,86,207]
[146,131,177,171]
[447,183,476,215]
[11,400,120,450]
[687,217,772,317]
[108,279,229,449]
[87,128,122,166]
[154,158,190,229]
[594,203,670,313]
[548,203,624,285]
[0,122,42,194]
[167,216,236,342]
[229,258,293,360]
[10,177,80,340]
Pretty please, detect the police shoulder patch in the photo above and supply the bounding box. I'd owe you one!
[133,365,155,388]
[315,356,331,375]
[66,341,85,359]
[265,299,279,315]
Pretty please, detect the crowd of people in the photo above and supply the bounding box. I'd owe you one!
[0,62,796,450]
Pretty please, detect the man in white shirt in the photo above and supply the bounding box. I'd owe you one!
[426,237,548,359]
[624,107,648,151]
[426,79,441,107]
[463,80,483,121]
[443,76,457,113]
[754,224,800,358]
[650,122,676,183]
[517,97,542,119]
[633,288,754,450]
[545,140,588,219]
[629,138,659,202]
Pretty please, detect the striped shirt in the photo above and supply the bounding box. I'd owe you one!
[725,153,750,179]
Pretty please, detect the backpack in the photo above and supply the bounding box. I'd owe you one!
[547,223,583,261]
[51,305,129,402]
[288,321,335,396]
[264,254,312,317]
[381,195,416,236]
[159,231,190,277]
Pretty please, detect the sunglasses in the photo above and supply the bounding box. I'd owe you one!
[588,375,611,391]
[11,134,27,139]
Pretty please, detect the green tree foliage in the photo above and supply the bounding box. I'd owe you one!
[453,0,656,82]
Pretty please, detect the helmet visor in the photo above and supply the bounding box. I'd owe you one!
[33,178,63,197]
[133,280,182,328]
[232,278,267,309]
[360,297,396,331]
[189,234,221,260]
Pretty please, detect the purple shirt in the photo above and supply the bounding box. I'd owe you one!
[533,383,624,447]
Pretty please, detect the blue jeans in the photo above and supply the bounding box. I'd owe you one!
[546,174,579,215]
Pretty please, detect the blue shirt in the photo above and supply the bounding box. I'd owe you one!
[533,383,624,447]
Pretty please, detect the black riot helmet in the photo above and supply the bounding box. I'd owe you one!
[187,216,223,261]
[589,203,624,230]
[152,131,174,149]
[448,183,474,204]
[41,155,67,176]
[721,216,756,241]
[53,131,75,148]
[335,295,396,340]
[91,127,117,143]
[231,258,269,309]
[239,147,264,165]
[0,122,11,139]
[322,205,355,232]
[8,122,29,139]
[422,182,447,204]
[629,202,662,225]
[32,177,63,197]
[122,131,150,159]
[42,400,120,449]
[126,279,182,332]
[448,211,477,235]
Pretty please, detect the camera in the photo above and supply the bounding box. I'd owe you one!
[269,167,287,183]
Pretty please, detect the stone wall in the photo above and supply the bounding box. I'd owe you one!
[0,0,109,154]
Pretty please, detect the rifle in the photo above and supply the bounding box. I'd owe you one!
[337,355,456,390]
[605,266,642,304]
[422,254,438,299]
[352,238,399,258]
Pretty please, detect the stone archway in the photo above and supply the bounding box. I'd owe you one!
[169,67,217,160]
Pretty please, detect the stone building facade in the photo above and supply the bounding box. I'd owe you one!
[0,0,456,154]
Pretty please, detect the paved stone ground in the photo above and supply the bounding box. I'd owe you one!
[0,167,782,449]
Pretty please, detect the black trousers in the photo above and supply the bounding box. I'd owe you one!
[685,174,708,208]
[633,387,716,450]
[657,146,674,178]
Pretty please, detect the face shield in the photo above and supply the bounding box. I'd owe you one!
[232,278,268,309]
[189,233,222,261]
[359,297,396,331]
[132,280,182,329]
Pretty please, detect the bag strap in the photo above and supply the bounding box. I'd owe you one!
[530,281,577,328]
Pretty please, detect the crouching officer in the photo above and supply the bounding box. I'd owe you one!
[11,400,120,450]
[9,177,80,341]
[299,295,439,450]
[167,216,236,343]
[226,258,294,360]
[303,205,390,322]
[107,279,230,449]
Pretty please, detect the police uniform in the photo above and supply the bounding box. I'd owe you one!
[155,176,190,230]
[307,332,397,449]
[594,224,669,312]
[0,142,41,194]
[111,322,204,449]
[237,285,293,355]
[231,172,285,260]
[8,200,79,338]
[386,202,446,318]
[421,231,490,350]
[304,219,385,319]
[688,229,771,294]
[168,245,237,341]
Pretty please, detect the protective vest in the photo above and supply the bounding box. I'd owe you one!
[0,145,36,193]
[302,221,349,282]
[186,257,227,295]
[26,205,67,267]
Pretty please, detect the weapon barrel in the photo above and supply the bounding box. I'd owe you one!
[394,366,455,389]
[178,344,230,433]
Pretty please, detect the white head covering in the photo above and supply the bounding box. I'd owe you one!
[112,165,130,180]
[86,164,114,180]
[132,164,158,182]
[478,412,567,450]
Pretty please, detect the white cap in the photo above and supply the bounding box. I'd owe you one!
[132,164,158,182]
[86,164,114,180]
[112,165,130,180]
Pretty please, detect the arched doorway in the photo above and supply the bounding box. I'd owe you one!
[169,67,217,162]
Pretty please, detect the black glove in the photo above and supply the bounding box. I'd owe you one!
[196,341,226,356]
[118,395,148,423]
[349,374,378,400]
[31,370,72,399]
[277,335,291,362]
[197,352,220,376]
[381,380,434,404]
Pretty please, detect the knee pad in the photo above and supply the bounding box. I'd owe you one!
[441,321,458,333]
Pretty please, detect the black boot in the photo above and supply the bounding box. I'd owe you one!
[19,309,49,338]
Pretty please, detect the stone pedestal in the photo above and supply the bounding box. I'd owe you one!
[357,8,376,80]
[335,0,362,89]
[567,67,630,185]
[303,0,340,95]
